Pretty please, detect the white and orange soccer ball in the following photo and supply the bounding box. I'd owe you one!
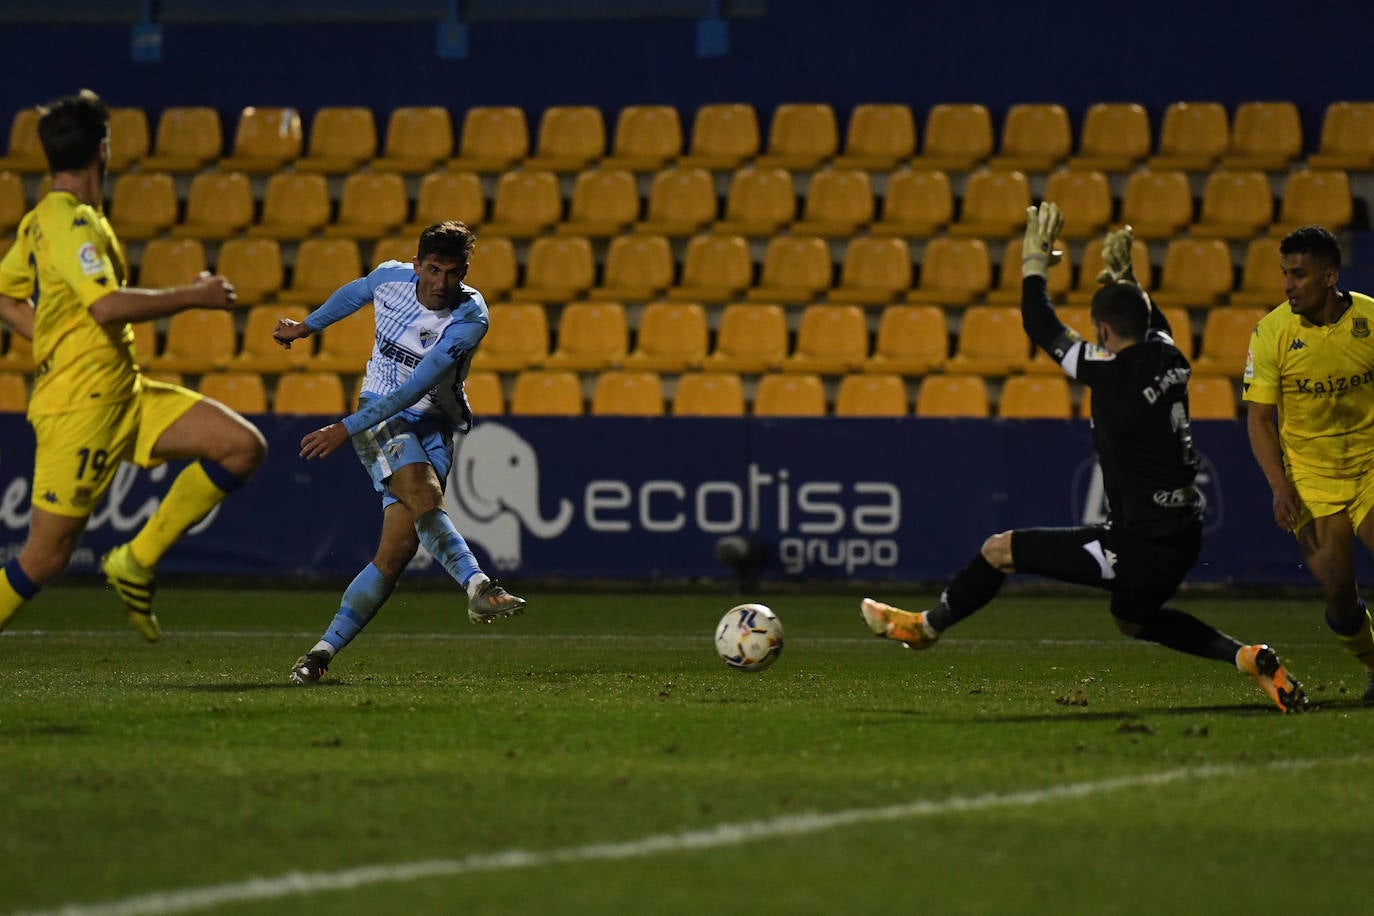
[714,603,784,672]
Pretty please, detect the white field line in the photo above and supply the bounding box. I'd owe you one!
[11,755,1363,916]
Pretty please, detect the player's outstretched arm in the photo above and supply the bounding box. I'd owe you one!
[1096,225,1137,285]
[299,423,351,460]
[273,317,313,350]
[0,294,35,341]
[88,272,237,325]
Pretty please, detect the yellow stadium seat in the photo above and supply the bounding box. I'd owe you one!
[219,106,303,173]
[998,374,1072,418]
[915,374,990,417]
[635,166,717,237]
[325,171,409,240]
[483,169,563,239]
[948,167,1031,239]
[910,103,994,172]
[138,237,206,289]
[835,373,909,416]
[108,172,178,241]
[142,106,223,172]
[1148,101,1229,172]
[1160,306,1195,358]
[754,372,826,417]
[464,236,518,302]
[869,167,953,238]
[1043,168,1113,240]
[276,238,363,306]
[312,303,375,374]
[1119,169,1195,240]
[524,105,606,173]
[1269,169,1352,237]
[680,103,760,170]
[624,301,708,372]
[666,233,752,303]
[557,167,641,238]
[464,370,505,415]
[1023,305,1093,375]
[0,330,33,372]
[827,237,913,306]
[509,370,583,415]
[403,170,485,238]
[130,322,158,368]
[782,304,869,375]
[1309,101,1374,170]
[296,106,378,174]
[591,370,665,416]
[791,168,874,237]
[1066,235,1152,304]
[0,171,23,235]
[372,106,453,173]
[746,235,832,304]
[755,103,839,171]
[516,235,595,304]
[703,303,788,373]
[248,173,332,241]
[603,105,683,172]
[1189,374,1238,420]
[448,105,529,173]
[985,237,1070,306]
[0,371,28,412]
[0,109,44,172]
[988,103,1072,172]
[714,166,796,237]
[149,310,236,374]
[864,304,947,376]
[904,237,991,306]
[833,103,917,171]
[1190,307,1267,377]
[589,234,674,302]
[198,371,268,414]
[672,371,745,416]
[273,371,346,415]
[107,106,150,172]
[471,302,549,373]
[1068,103,1151,173]
[232,304,314,373]
[371,236,415,267]
[1190,169,1274,239]
[216,238,284,306]
[543,300,628,371]
[170,171,254,240]
[1221,101,1302,171]
[1230,237,1285,309]
[1149,238,1234,308]
[944,305,1031,375]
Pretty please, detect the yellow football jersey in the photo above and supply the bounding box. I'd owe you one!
[1243,291,1374,475]
[0,190,138,417]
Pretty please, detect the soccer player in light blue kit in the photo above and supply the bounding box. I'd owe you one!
[273,221,525,685]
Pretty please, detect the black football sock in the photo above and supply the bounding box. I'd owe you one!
[1133,607,1242,662]
[926,553,1006,631]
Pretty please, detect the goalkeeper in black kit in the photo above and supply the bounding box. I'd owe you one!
[859,203,1307,714]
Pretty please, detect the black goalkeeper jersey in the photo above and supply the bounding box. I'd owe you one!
[1021,276,1202,538]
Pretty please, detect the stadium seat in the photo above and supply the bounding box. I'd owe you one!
[273,371,346,415]
[543,300,628,370]
[464,236,518,302]
[149,309,236,373]
[868,167,953,238]
[0,330,33,371]
[482,169,563,238]
[591,370,665,416]
[1190,307,1267,377]
[781,304,869,374]
[108,172,178,241]
[755,103,839,170]
[826,236,913,306]
[447,105,529,173]
[666,233,753,303]
[915,373,990,417]
[137,237,206,289]
[1189,374,1238,420]
[1230,236,1285,308]
[985,236,1070,306]
[910,103,994,172]
[130,321,158,368]
[311,303,376,374]
[404,170,486,237]
[988,103,1072,172]
[1149,238,1234,308]
[464,370,505,415]
[864,304,948,375]
[714,166,796,237]
[248,173,332,241]
[1269,168,1352,237]
[0,171,23,235]
[1043,168,1113,240]
[170,171,254,240]
[1119,169,1195,240]
[296,106,377,174]
[746,234,832,304]
[471,302,548,373]
[790,167,875,237]
[1221,101,1303,171]
[509,369,583,415]
[0,371,27,413]
[219,106,303,173]
[1190,169,1274,239]
[1148,101,1229,172]
[516,235,595,304]
[588,233,674,302]
[832,103,917,171]
[679,103,760,170]
[1067,102,1151,173]
[635,166,718,237]
[1023,305,1093,374]
[1159,306,1195,357]
[835,373,909,416]
[198,371,268,414]
[703,303,788,373]
[142,106,223,172]
[107,106,150,172]
[0,108,43,172]
[948,167,1031,239]
[325,171,409,240]
[276,238,363,306]
[1309,101,1374,170]
[998,374,1072,418]
[371,236,414,266]
[524,105,606,173]
[943,305,1031,375]
[1067,235,1153,304]
[672,371,745,416]
[624,301,708,372]
[602,104,683,172]
[904,236,991,306]
[372,106,453,173]
[557,167,641,238]
[231,304,313,373]
[754,372,826,416]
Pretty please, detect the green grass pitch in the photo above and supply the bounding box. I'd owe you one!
[1,584,1370,915]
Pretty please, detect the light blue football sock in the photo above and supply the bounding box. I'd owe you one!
[320,563,396,655]
[414,508,482,587]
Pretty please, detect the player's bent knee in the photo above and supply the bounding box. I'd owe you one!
[981,531,1014,571]
[1112,615,1144,637]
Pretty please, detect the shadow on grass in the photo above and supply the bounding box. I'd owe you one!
[847,700,1371,722]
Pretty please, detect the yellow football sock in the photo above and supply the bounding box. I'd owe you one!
[1337,608,1374,672]
[129,461,231,569]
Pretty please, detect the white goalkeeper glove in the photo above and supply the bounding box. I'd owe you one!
[1021,203,1064,279]
[1095,225,1137,284]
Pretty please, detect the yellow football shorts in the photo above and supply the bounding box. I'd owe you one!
[29,379,203,518]
[1290,461,1374,534]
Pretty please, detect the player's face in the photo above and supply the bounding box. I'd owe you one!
[413,254,465,309]
[1281,252,1337,319]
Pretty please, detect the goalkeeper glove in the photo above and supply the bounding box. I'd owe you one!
[1094,225,1137,284]
[1021,203,1064,278]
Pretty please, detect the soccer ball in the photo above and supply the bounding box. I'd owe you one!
[714,603,784,672]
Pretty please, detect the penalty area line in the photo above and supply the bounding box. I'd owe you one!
[13,755,1363,916]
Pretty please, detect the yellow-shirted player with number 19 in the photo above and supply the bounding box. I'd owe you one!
[0,89,266,640]
[1244,225,1374,704]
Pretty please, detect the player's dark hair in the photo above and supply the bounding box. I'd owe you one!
[1279,225,1342,269]
[1090,280,1151,342]
[36,89,109,173]
[417,221,476,273]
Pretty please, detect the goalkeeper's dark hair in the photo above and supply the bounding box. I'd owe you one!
[1279,225,1341,270]
[417,221,476,274]
[1090,280,1151,342]
[37,89,109,173]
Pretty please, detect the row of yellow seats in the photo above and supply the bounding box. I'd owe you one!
[3,100,1370,180]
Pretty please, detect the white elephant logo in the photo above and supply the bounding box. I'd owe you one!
[445,423,574,570]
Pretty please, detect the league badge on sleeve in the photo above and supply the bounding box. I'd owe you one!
[77,243,103,277]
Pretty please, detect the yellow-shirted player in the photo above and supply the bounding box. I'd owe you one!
[1244,225,1374,704]
[0,89,266,640]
